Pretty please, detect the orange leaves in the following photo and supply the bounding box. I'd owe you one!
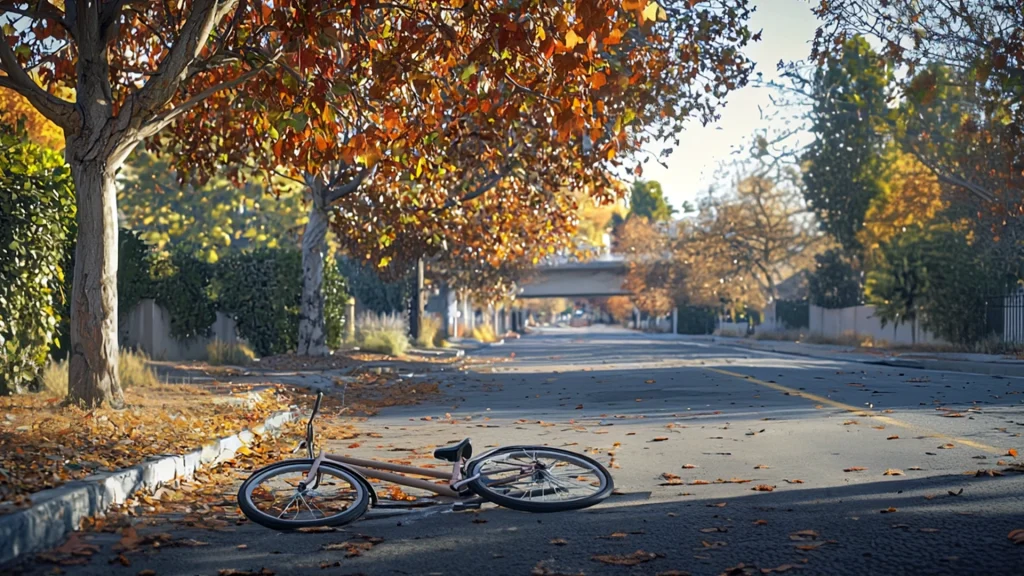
[591,72,608,90]
[1008,448,1019,458]
[887,435,900,440]
[592,551,660,566]
[880,507,898,514]
[1009,529,1024,545]
[843,466,868,472]
[660,472,682,486]
[752,484,775,492]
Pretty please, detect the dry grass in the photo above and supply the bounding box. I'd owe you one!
[206,340,256,366]
[801,331,877,348]
[472,323,500,343]
[415,314,443,348]
[357,312,410,356]
[41,349,160,397]
[714,327,747,338]
[752,329,805,341]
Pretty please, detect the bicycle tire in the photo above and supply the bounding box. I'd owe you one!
[467,446,614,513]
[237,459,370,530]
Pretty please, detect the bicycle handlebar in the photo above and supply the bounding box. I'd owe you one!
[311,391,324,419]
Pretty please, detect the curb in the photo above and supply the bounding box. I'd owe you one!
[0,406,299,567]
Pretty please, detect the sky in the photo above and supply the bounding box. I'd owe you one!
[639,0,820,210]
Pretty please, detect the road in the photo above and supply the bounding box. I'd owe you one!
[17,327,1024,575]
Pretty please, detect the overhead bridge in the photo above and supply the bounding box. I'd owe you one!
[517,259,630,299]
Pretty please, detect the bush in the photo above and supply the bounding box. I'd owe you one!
[472,324,499,343]
[215,248,302,356]
[152,244,217,340]
[323,257,349,349]
[339,258,411,314]
[415,314,443,348]
[0,128,75,394]
[41,349,160,396]
[809,249,862,308]
[206,341,256,366]
[357,312,410,356]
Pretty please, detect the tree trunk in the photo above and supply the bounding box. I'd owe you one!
[298,181,330,356]
[67,160,124,408]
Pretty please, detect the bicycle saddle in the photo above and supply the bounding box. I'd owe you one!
[434,438,473,462]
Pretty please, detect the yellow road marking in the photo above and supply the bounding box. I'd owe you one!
[705,367,1005,455]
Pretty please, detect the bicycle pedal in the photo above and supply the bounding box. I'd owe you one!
[453,500,482,511]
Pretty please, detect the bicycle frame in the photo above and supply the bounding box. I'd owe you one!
[302,450,465,498]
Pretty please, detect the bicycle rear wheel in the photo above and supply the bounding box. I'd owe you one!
[238,459,370,530]
[467,447,613,513]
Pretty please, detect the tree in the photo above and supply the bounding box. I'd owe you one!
[118,151,308,263]
[865,226,930,343]
[800,36,892,255]
[813,0,1024,204]
[0,1,332,407]
[808,249,862,309]
[857,148,946,254]
[0,88,63,150]
[2,0,758,402]
[617,216,679,317]
[629,180,675,222]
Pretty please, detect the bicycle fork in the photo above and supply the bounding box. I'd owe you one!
[299,451,328,492]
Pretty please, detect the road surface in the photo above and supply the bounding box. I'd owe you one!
[15,327,1024,575]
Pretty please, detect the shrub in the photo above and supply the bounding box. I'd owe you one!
[215,248,302,356]
[357,312,410,356]
[152,244,217,340]
[206,341,256,366]
[415,314,443,348]
[323,257,349,350]
[472,324,499,343]
[41,349,160,396]
[338,258,411,314]
[0,127,75,394]
[809,249,862,308]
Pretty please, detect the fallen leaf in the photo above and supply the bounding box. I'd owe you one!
[843,420,859,425]
[549,538,568,546]
[601,532,628,539]
[701,540,727,548]
[1009,529,1024,544]
[948,488,964,497]
[752,484,775,492]
[789,530,820,541]
[138,571,157,576]
[883,469,904,476]
[707,502,727,508]
[919,528,940,533]
[690,480,710,485]
[880,507,898,514]
[753,464,770,470]
[592,550,660,566]
[651,437,669,442]
[843,467,867,472]
[681,464,698,469]
[1009,448,1019,458]
[938,443,956,449]
[784,479,804,484]
[754,519,768,525]
[887,435,899,440]
[700,527,728,533]
[761,565,801,574]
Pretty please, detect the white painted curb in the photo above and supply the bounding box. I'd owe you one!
[0,406,298,567]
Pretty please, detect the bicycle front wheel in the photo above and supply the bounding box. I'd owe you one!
[467,447,613,513]
[238,459,370,530]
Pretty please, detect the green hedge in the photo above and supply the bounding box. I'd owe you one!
[0,128,75,394]
[152,244,217,340]
[214,248,303,357]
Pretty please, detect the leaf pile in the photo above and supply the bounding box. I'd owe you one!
[0,384,296,509]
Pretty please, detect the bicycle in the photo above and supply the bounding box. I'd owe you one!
[237,391,615,530]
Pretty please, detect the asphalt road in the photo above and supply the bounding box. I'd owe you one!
[16,326,1024,575]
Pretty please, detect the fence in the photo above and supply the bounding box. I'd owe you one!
[809,304,944,345]
[984,290,1024,344]
[121,299,244,361]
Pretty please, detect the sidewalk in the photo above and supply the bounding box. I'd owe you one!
[675,334,1024,378]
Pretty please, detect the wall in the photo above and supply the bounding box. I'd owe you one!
[808,304,944,345]
[121,299,244,361]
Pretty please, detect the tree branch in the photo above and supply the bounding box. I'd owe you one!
[0,35,75,127]
[325,166,375,205]
[133,0,233,116]
[140,63,269,136]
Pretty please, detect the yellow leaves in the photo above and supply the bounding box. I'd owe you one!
[883,469,904,476]
[641,1,663,24]
[565,29,583,50]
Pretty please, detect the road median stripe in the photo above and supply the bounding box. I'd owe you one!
[705,367,1004,455]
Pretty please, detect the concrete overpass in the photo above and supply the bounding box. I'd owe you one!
[517,258,629,298]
